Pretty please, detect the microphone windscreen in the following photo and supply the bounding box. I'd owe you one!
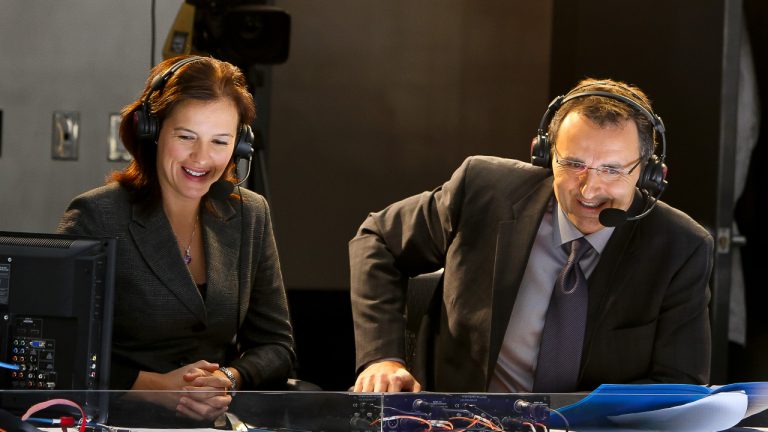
[599,208,628,227]
[208,179,235,201]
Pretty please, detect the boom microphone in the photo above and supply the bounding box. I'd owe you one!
[207,155,254,201]
[599,208,631,227]
[599,189,664,227]
[598,202,658,227]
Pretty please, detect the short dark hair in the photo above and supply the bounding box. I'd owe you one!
[113,55,256,205]
[548,78,657,162]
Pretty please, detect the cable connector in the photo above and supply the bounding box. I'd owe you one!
[514,399,550,421]
[59,416,75,428]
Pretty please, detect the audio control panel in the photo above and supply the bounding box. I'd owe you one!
[172,392,553,431]
[378,393,551,432]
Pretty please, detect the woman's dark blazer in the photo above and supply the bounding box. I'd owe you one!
[58,182,295,390]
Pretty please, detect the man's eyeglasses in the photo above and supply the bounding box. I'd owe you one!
[553,145,642,181]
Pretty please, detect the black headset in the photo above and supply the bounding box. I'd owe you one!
[531,82,667,196]
[132,56,255,161]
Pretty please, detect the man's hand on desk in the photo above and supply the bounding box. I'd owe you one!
[131,360,232,421]
[354,360,422,392]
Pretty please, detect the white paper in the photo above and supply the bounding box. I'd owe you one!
[605,391,748,432]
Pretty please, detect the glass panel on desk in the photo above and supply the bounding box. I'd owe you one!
[1,386,767,431]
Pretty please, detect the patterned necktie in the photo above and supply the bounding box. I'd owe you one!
[533,237,592,393]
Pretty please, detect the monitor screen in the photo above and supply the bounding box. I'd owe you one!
[0,231,116,424]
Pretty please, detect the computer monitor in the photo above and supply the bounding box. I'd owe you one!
[0,232,116,424]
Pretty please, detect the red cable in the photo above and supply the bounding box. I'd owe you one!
[20,399,86,432]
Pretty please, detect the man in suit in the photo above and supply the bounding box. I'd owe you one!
[349,78,713,393]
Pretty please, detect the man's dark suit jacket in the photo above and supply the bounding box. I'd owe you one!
[350,156,713,392]
[58,182,295,390]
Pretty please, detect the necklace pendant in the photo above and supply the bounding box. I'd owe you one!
[184,250,192,265]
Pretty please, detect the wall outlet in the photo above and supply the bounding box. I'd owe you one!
[52,111,79,160]
[107,113,131,162]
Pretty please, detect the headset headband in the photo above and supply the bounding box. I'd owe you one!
[537,85,667,164]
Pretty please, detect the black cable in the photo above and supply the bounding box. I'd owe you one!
[150,0,157,67]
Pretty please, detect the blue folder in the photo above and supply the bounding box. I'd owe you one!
[549,382,768,429]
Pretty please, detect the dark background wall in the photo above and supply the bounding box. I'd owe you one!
[266,1,553,390]
[269,1,552,291]
[280,0,761,390]
[0,0,554,392]
[1,0,761,392]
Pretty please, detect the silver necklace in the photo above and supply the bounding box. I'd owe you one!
[183,216,198,265]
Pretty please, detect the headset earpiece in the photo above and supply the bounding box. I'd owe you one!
[133,102,159,143]
[531,95,566,168]
[233,124,255,160]
[638,154,667,194]
[531,132,551,168]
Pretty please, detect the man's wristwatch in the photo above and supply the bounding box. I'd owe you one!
[219,366,238,394]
